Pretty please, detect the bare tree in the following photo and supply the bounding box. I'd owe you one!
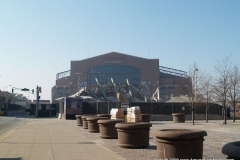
[201,73,213,123]
[177,63,205,125]
[228,65,240,122]
[212,55,232,124]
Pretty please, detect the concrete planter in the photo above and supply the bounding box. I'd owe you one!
[115,122,152,148]
[97,119,125,139]
[86,117,108,133]
[81,116,89,129]
[154,129,207,159]
[222,141,240,159]
[172,113,185,123]
[97,114,111,119]
[75,115,82,126]
[141,114,151,122]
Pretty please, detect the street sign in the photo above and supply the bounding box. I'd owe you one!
[21,88,29,91]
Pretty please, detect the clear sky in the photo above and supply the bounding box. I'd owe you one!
[0,0,239,101]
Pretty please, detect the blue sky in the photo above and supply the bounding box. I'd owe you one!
[0,0,239,101]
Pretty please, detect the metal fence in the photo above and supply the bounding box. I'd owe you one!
[82,102,121,114]
[81,102,223,116]
[130,102,223,115]
[7,104,25,111]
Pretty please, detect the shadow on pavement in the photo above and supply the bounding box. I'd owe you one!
[146,145,157,150]
[78,142,96,144]
[150,122,164,125]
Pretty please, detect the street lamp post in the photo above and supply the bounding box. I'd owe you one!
[192,68,198,125]
[76,73,83,96]
[3,85,11,91]
[193,68,198,101]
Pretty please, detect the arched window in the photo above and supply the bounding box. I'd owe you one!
[87,65,141,86]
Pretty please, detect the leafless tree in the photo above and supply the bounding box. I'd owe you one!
[228,65,240,122]
[212,55,232,124]
[201,73,213,123]
[177,63,205,125]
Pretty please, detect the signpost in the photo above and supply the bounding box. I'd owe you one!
[36,86,41,117]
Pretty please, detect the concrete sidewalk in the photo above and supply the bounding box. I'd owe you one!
[0,118,125,160]
[1,117,240,160]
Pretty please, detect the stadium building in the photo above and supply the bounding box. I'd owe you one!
[51,52,187,102]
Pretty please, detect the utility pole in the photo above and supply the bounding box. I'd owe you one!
[36,85,39,117]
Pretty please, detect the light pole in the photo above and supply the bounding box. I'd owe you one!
[193,68,198,101]
[192,68,198,125]
[76,73,83,96]
[3,85,11,91]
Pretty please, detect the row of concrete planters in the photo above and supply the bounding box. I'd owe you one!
[86,117,108,133]
[80,115,111,129]
[97,114,111,119]
[78,115,208,158]
[115,122,152,148]
[98,119,125,139]
[81,116,89,129]
[172,113,185,123]
[154,129,207,159]
[75,115,83,126]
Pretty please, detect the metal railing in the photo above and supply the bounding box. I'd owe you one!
[159,66,187,78]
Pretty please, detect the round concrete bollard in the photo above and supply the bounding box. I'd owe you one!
[141,114,151,123]
[86,117,108,133]
[115,122,152,148]
[81,116,89,129]
[154,129,207,159]
[97,114,111,119]
[75,115,82,126]
[97,119,125,139]
[172,113,185,123]
[222,141,240,159]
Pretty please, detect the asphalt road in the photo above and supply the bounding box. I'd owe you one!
[0,113,30,139]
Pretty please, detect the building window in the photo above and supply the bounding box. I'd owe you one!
[87,65,141,86]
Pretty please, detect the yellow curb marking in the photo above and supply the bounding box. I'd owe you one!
[0,123,23,142]
[0,129,15,142]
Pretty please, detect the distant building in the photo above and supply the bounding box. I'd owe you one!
[52,52,187,102]
[0,91,31,111]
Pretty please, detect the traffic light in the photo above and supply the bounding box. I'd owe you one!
[38,96,40,100]
[32,89,34,94]
[12,88,14,93]
[39,87,41,93]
